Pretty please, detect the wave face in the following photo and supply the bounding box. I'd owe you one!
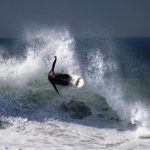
[0,28,150,132]
[0,28,82,120]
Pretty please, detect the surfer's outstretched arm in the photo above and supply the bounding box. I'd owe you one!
[51,56,57,71]
[50,80,60,95]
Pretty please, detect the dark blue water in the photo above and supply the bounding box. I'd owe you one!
[75,37,150,78]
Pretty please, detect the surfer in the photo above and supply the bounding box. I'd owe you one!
[48,56,72,94]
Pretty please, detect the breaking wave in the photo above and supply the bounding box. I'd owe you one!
[0,27,150,138]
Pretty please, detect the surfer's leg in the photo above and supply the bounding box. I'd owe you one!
[54,74,71,86]
[55,73,72,81]
[63,74,72,80]
[55,80,70,86]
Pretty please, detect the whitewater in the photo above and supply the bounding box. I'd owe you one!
[0,27,150,149]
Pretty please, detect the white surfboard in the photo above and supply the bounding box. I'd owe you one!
[70,74,84,88]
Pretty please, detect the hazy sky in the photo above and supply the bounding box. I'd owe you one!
[0,0,150,37]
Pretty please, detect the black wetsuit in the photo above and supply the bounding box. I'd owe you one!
[48,57,71,94]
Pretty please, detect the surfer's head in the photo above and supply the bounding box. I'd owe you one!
[49,71,56,78]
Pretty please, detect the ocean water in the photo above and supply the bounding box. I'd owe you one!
[0,28,150,149]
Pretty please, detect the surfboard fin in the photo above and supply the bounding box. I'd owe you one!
[75,78,81,86]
